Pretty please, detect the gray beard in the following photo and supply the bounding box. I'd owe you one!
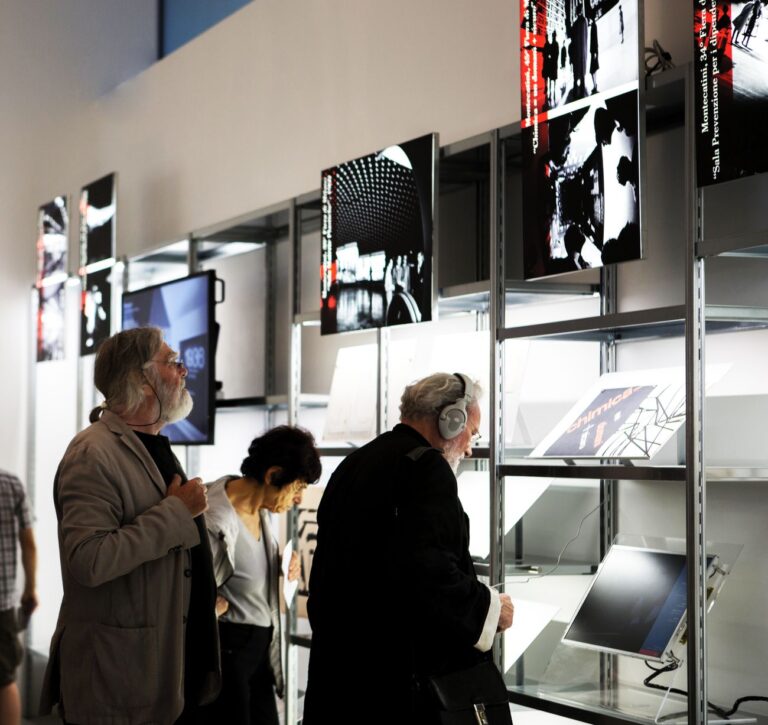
[161,387,193,423]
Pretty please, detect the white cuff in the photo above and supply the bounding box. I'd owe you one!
[474,585,500,652]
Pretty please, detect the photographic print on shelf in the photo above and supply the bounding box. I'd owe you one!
[320,134,436,336]
[36,197,69,362]
[695,0,768,186]
[521,0,642,279]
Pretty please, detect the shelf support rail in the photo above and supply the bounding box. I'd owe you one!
[685,61,708,725]
[489,128,506,671]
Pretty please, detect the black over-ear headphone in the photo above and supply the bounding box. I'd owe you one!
[437,373,474,440]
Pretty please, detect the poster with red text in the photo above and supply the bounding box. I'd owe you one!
[695,0,768,186]
[521,0,643,278]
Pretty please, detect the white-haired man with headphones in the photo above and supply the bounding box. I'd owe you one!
[304,372,514,725]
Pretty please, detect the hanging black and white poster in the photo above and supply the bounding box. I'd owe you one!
[320,134,436,335]
[36,197,69,362]
[37,282,67,362]
[79,173,116,267]
[695,0,768,186]
[80,266,111,355]
[521,0,643,279]
[36,197,68,286]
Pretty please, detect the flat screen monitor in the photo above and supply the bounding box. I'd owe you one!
[320,133,437,335]
[122,271,216,445]
[562,545,715,661]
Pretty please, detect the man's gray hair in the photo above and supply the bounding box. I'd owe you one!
[399,372,482,422]
[88,327,164,423]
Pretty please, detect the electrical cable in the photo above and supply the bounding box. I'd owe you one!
[644,39,674,77]
[130,374,163,427]
[643,660,767,721]
[492,498,605,587]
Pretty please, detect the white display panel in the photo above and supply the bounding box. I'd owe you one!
[457,471,552,559]
[323,344,378,443]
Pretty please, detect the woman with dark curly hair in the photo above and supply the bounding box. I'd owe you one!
[201,426,321,725]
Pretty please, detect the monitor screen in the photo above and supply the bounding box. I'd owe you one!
[122,271,216,445]
[563,545,713,661]
[320,133,436,335]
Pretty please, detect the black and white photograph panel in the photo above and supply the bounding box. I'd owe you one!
[521,0,639,123]
[523,87,641,279]
[695,0,768,186]
[320,134,435,336]
[37,196,68,285]
[80,266,112,355]
[80,173,116,267]
[37,281,67,362]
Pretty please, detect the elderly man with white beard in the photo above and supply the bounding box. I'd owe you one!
[40,327,220,725]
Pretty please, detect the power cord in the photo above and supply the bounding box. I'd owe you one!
[493,499,605,586]
[643,660,768,721]
[644,39,674,78]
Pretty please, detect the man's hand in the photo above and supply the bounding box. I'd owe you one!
[20,588,38,617]
[166,475,208,518]
[215,595,229,617]
[497,594,514,632]
[287,551,301,582]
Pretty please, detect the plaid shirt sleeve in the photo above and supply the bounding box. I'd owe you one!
[14,478,32,530]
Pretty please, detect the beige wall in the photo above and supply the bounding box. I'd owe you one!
[0,0,691,486]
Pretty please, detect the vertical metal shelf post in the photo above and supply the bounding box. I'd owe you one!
[186,237,201,478]
[285,199,300,725]
[685,61,708,725]
[489,128,506,669]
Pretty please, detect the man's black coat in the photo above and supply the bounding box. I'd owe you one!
[303,424,492,724]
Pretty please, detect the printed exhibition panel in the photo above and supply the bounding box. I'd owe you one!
[79,173,116,267]
[320,134,436,335]
[80,266,112,356]
[79,173,116,356]
[520,0,642,278]
[36,197,68,362]
[529,365,729,459]
[695,0,768,186]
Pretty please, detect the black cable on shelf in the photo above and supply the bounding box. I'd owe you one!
[643,661,768,721]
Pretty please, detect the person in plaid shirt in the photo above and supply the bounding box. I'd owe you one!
[0,469,38,725]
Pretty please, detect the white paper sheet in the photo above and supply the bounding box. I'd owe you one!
[282,539,298,607]
[503,597,560,669]
[457,471,552,559]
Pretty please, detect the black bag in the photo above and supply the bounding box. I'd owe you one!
[426,660,513,725]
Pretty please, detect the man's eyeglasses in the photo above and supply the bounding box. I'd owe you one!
[470,431,481,444]
[149,358,186,372]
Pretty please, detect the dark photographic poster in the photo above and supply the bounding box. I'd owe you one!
[320,134,436,335]
[80,266,112,355]
[79,173,115,267]
[695,0,768,186]
[523,88,641,278]
[37,282,67,362]
[521,0,639,122]
[36,197,68,286]
[543,385,654,456]
[122,272,215,444]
